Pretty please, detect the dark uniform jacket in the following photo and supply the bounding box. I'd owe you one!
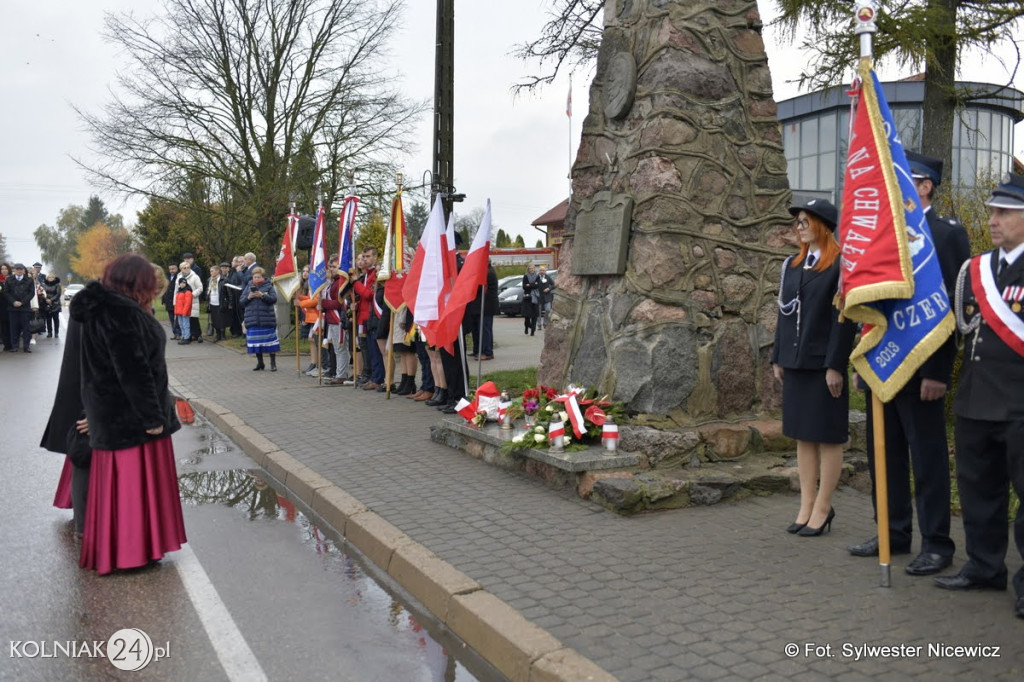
[771,256,856,371]
[914,210,971,387]
[954,249,1024,421]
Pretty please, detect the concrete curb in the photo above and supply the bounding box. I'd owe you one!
[188,396,618,682]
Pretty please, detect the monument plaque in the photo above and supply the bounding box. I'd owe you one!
[571,191,633,276]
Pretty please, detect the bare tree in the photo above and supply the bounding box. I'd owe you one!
[512,0,604,93]
[78,0,425,257]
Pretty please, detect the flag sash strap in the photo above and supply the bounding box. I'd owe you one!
[972,253,1024,356]
[554,392,585,438]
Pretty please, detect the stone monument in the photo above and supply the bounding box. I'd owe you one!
[540,0,793,425]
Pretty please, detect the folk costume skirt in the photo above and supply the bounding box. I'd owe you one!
[781,367,849,444]
[79,435,187,575]
[245,325,280,354]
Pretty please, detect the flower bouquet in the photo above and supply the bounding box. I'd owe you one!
[501,385,626,454]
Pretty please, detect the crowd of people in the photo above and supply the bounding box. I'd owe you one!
[0,261,64,352]
[23,158,1020,617]
[772,153,1024,620]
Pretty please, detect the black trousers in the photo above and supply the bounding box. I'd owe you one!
[954,416,1024,593]
[440,335,468,403]
[45,310,60,336]
[864,384,954,556]
[210,304,224,337]
[165,306,180,336]
[9,309,31,350]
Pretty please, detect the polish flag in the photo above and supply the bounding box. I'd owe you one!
[454,397,478,422]
[402,196,446,325]
[433,200,492,351]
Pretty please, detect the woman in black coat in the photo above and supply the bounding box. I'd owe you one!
[40,317,89,535]
[521,264,541,335]
[69,254,187,574]
[771,199,856,537]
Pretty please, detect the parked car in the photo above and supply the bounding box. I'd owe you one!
[63,284,85,302]
[498,286,524,316]
[497,275,520,294]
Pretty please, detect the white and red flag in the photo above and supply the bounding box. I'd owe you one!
[403,196,447,329]
[272,213,300,300]
[434,200,492,351]
[454,397,478,422]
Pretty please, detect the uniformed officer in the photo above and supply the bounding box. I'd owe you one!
[934,172,1024,620]
[848,152,970,576]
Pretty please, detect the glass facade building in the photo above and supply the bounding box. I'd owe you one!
[778,80,1024,198]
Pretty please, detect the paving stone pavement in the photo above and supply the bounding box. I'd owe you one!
[167,318,1023,681]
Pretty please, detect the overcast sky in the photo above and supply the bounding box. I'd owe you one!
[2,1,1022,269]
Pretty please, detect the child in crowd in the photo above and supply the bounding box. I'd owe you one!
[174,279,193,345]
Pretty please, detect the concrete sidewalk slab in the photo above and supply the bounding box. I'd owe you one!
[170,323,1024,681]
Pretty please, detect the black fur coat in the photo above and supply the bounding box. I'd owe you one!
[69,282,180,450]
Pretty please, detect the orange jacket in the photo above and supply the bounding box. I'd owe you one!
[296,293,320,324]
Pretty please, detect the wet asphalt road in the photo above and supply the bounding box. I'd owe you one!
[0,323,485,681]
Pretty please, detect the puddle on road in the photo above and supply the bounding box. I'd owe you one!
[174,417,492,682]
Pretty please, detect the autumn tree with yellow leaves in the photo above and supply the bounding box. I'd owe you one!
[70,223,134,281]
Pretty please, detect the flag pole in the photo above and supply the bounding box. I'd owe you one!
[475,283,485,388]
[853,0,890,588]
[317,314,325,386]
[295,306,301,373]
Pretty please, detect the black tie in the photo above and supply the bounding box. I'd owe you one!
[998,257,1008,279]
[806,254,816,268]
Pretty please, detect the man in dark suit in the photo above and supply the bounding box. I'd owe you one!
[935,173,1024,620]
[161,263,181,339]
[848,152,971,576]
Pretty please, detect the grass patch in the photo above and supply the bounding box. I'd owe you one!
[476,367,538,393]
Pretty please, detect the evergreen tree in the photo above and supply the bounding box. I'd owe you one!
[773,1,1024,186]
[0,232,9,264]
[513,234,525,248]
[405,201,430,245]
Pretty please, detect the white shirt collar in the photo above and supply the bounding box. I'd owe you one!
[1000,242,1024,267]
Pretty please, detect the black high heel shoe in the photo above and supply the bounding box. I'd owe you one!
[797,507,835,537]
[786,521,808,534]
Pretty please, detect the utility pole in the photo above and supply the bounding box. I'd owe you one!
[433,0,456,220]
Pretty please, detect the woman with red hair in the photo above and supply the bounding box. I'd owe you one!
[69,254,187,574]
[772,199,856,537]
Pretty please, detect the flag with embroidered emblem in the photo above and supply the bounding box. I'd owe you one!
[272,212,300,301]
[380,191,408,311]
[337,196,359,285]
[307,205,329,297]
[836,60,954,401]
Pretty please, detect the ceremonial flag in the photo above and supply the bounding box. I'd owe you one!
[272,213,300,301]
[380,192,409,311]
[337,196,359,285]
[837,60,955,401]
[566,84,572,118]
[433,201,492,350]
[308,205,329,297]
[403,196,447,325]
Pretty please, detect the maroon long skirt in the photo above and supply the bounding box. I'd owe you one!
[79,435,187,575]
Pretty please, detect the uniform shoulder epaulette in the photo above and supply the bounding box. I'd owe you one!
[937,215,961,228]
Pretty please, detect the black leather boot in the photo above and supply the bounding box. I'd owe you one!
[426,388,448,406]
[269,354,277,372]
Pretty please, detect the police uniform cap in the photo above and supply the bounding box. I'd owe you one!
[986,172,1024,210]
[788,198,838,230]
[220,262,231,268]
[906,151,942,187]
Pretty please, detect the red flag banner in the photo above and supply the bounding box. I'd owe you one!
[381,192,408,312]
[837,59,954,400]
[272,213,300,300]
